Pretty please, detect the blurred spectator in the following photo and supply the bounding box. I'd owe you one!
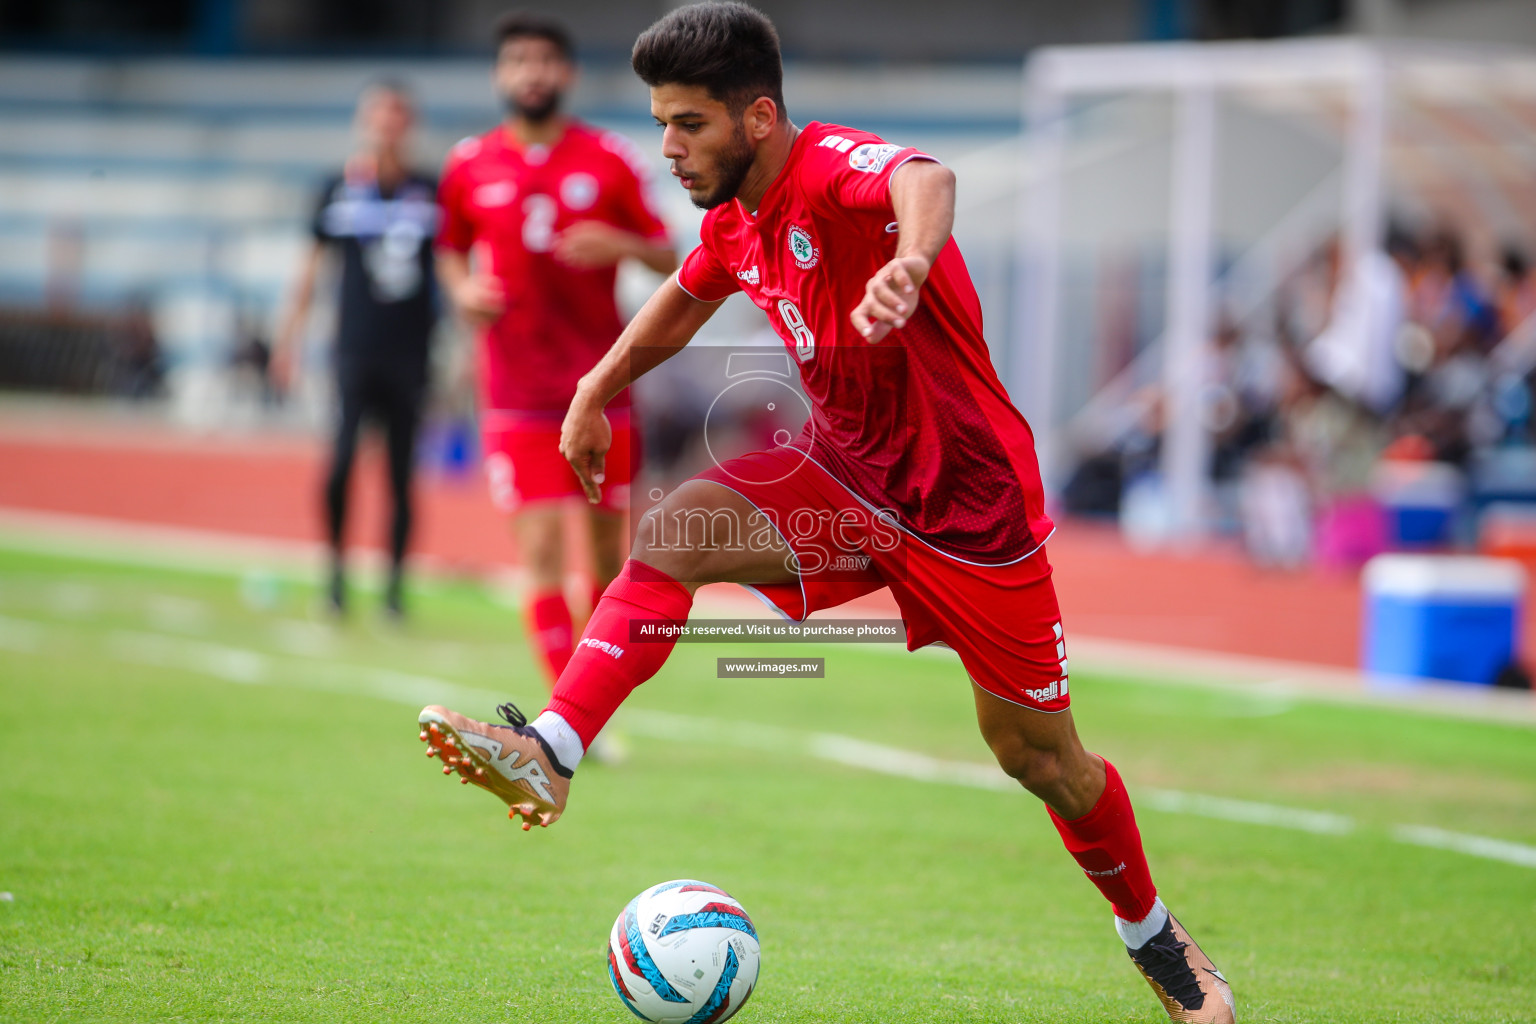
[1208,316,1281,484]
[1495,246,1536,340]
[1408,229,1498,356]
[229,299,275,409]
[113,293,164,400]
[1302,233,1408,416]
[1062,219,1536,567]
[271,80,440,620]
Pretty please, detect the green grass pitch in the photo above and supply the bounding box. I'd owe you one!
[1,543,1534,1022]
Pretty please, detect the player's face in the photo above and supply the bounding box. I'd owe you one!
[358,89,414,152]
[495,36,574,123]
[651,84,756,210]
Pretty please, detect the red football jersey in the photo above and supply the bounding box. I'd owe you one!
[677,122,1053,563]
[437,121,669,414]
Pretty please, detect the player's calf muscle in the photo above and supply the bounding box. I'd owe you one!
[974,688,1102,816]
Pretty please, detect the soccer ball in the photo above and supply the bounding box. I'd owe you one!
[607,879,761,1023]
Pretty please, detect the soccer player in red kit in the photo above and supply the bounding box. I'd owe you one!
[419,5,1235,1021]
[436,13,677,694]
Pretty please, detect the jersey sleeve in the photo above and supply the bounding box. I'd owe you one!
[434,140,478,254]
[599,132,670,242]
[800,129,939,218]
[676,240,739,303]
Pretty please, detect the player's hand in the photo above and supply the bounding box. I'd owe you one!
[452,274,505,327]
[268,339,297,397]
[850,255,929,344]
[560,401,613,505]
[554,221,636,269]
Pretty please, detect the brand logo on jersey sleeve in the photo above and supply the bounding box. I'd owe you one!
[560,172,599,211]
[787,225,819,270]
[472,180,515,208]
[736,265,760,286]
[848,143,903,174]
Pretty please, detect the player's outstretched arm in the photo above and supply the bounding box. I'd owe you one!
[270,241,324,394]
[562,275,724,503]
[554,222,679,275]
[850,159,957,344]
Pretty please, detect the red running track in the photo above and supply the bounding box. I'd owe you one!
[0,413,1376,668]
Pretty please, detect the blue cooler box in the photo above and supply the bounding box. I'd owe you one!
[1372,461,1463,548]
[1362,555,1526,684]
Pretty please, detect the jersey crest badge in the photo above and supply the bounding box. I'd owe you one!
[560,172,599,211]
[787,225,819,270]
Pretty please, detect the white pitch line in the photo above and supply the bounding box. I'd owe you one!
[144,594,214,635]
[1139,789,1355,835]
[5,618,1534,870]
[7,508,1534,727]
[109,630,270,685]
[623,710,1352,831]
[1391,825,1536,869]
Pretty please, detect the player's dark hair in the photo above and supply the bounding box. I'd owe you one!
[631,2,786,118]
[494,11,574,60]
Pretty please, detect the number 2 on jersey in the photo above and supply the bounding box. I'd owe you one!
[522,194,557,253]
[777,299,815,362]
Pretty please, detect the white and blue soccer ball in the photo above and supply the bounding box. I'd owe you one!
[607,879,761,1023]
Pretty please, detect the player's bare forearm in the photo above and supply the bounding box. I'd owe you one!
[272,243,324,389]
[436,248,470,297]
[634,237,680,276]
[437,248,504,327]
[564,276,721,503]
[554,223,678,275]
[889,159,956,269]
[572,275,720,414]
[851,160,956,343]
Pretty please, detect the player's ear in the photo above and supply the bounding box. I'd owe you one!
[745,96,777,141]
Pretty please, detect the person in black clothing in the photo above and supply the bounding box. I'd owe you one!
[273,80,439,619]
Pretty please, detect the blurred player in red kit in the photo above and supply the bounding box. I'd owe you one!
[436,13,677,701]
[420,4,1234,1021]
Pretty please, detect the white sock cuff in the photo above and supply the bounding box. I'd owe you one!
[530,710,585,772]
[1115,897,1169,950]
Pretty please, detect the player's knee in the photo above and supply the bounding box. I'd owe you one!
[629,527,704,582]
[516,523,565,589]
[991,740,1068,800]
[525,547,563,589]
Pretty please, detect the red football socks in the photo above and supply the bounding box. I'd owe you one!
[1047,757,1159,922]
[526,589,574,685]
[545,560,693,747]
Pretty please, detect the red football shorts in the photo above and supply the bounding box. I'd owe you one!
[693,447,1070,712]
[481,409,636,514]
